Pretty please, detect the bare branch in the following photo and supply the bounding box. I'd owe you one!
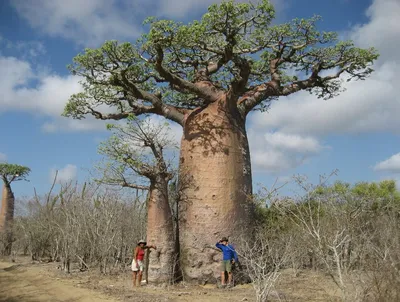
[154,45,220,102]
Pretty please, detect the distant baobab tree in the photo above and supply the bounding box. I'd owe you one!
[0,163,30,255]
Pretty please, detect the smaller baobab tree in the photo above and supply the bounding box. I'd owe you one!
[97,116,178,283]
[0,163,31,255]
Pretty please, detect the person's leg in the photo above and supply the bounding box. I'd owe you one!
[132,272,137,287]
[137,260,143,286]
[138,271,142,286]
[221,271,226,285]
[226,261,233,286]
[227,272,233,285]
[220,260,227,285]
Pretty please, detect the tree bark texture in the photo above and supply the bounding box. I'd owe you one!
[179,97,254,282]
[0,183,15,255]
[146,177,176,283]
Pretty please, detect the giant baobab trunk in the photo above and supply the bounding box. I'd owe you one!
[0,183,15,255]
[179,97,254,282]
[146,176,176,283]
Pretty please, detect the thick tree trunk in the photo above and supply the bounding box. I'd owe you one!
[146,177,176,284]
[179,97,254,283]
[0,183,15,255]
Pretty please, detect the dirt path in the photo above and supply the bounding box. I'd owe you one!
[0,259,340,302]
[0,260,255,302]
[0,262,119,302]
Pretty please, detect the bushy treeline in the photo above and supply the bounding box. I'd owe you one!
[1,182,146,274]
[249,178,400,301]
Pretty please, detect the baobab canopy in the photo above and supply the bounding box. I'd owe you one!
[63,0,378,123]
[0,163,30,255]
[62,0,379,282]
[0,164,31,185]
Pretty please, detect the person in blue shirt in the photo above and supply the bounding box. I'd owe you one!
[216,236,238,287]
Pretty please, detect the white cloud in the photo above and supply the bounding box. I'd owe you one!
[350,0,400,64]
[11,0,142,47]
[248,130,325,173]
[50,164,78,184]
[249,0,400,137]
[157,0,218,18]
[250,62,399,135]
[41,118,106,133]
[263,132,322,154]
[11,0,286,46]
[8,41,46,59]
[0,54,184,134]
[156,0,286,18]
[0,36,46,60]
[0,153,7,162]
[157,0,286,19]
[0,55,106,132]
[374,153,400,173]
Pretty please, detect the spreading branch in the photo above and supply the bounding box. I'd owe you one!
[63,1,378,123]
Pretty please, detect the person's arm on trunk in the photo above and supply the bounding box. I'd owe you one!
[216,241,224,249]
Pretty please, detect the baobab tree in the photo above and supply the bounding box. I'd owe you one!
[0,163,30,255]
[97,118,177,283]
[63,0,378,281]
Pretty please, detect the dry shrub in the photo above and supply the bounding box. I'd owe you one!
[252,175,400,301]
[12,181,146,274]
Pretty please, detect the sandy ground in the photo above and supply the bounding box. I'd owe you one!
[0,258,341,302]
[0,261,118,302]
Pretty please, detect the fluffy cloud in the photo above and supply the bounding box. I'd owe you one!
[248,130,325,172]
[262,132,323,154]
[250,62,398,135]
[158,0,285,19]
[350,0,400,64]
[11,0,143,47]
[249,0,400,137]
[0,36,46,59]
[0,153,7,162]
[0,55,106,132]
[11,0,286,46]
[50,164,78,184]
[157,0,221,18]
[374,153,400,173]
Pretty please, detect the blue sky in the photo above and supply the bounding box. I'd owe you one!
[1,0,399,198]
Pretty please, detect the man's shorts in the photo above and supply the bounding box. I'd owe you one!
[131,259,144,272]
[221,260,232,272]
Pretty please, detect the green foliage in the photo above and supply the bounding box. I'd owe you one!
[63,0,378,120]
[255,202,290,231]
[0,163,31,185]
[254,180,400,235]
[314,180,400,212]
